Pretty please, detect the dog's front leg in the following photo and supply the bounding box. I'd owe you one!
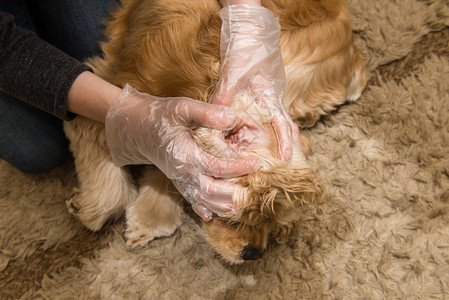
[64,117,138,231]
[125,167,183,248]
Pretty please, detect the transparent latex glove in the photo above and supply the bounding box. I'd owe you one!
[105,85,259,221]
[212,4,302,160]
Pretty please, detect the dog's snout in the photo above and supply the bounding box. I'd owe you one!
[242,246,264,261]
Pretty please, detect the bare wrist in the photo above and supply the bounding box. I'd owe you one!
[67,71,122,123]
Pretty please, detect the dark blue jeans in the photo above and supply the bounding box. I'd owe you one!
[0,0,119,173]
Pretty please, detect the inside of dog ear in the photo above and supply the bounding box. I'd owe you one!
[192,91,278,160]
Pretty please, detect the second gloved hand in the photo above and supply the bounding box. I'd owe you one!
[212,4,302,160]
[105,84,259,221]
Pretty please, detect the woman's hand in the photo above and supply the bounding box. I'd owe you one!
[105,85,259,221]
[212,4,302,160]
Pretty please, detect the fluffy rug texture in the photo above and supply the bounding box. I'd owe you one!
[1,0,449,298]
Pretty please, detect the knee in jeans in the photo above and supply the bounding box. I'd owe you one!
[0,92,72,174]
[13,145,71,174]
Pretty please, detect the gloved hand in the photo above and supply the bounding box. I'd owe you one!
[212,4,302,160]
[105,84,259,221]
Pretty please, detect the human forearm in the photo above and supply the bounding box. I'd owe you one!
[0,12,90,120]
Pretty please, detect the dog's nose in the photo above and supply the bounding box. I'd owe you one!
[242,246,264,261]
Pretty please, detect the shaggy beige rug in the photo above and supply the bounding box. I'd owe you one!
[1,0,449,299]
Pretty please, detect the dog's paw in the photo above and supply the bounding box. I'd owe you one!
[66,188,80,214]
[125,214,182,248]
[66,189,120,232]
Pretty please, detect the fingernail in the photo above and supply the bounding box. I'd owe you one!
[202,210,212,222]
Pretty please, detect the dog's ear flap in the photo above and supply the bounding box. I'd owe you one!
[267,167,324,209]
[233,176,285,226]
[268,167,324,243]
[271,222,294,243]
[235,167,324,226]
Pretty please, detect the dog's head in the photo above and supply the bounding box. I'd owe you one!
[193,93,323,263]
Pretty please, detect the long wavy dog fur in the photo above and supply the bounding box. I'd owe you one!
[64,0,366,263]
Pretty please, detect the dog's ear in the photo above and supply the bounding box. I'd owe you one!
[265,166,324,243]
[265,166,324,214]
[235,165,323,227]
[271,220,295,243]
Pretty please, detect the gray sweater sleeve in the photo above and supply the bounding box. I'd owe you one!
[0,12,91,120]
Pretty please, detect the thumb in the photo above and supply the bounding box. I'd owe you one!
[210,76,238,106]
[177,99,238,130]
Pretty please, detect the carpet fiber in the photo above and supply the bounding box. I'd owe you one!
[1,0,449,298]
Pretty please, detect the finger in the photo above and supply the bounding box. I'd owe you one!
[178,174,235,220]
[290,120,304,153]
[210,60,245,106]
[210,77,238,106]
[198,197,234,218]
[192,202,212,222]
[196,149,260,178]
[173,134,259,179]
[197,175,237,217]
[201,175,235,202]
[271,114,293,161]
[170,179,212,221]
[176,99,237,130]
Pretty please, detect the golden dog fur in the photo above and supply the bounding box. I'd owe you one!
[64,0,366,263]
